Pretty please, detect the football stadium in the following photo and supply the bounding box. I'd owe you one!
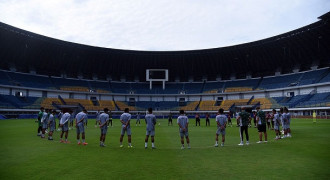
[0,2,330,180]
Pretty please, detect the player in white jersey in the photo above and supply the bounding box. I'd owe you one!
[136,112,141,126]
[177,110,190,149]
[69,112,75,130]
[41,109,49,138]
[76,109,88,145]
[95,110,100,128]
[145,108,157,149]
[47,110,56,140]
[57,110,63,131]
[283,107,292,138]
[99,108,110,147]
[272,109,281,140]
[120,108,133,148]
[59,109,72,143]
[215,108,227,147]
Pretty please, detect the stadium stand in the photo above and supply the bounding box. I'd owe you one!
[203,82,224,93]
[259,73,303,89]
[180,101,199,111]
[224,78,260,92]
[0,71,12,86]
[183,82,204,94]
[298,68,329,86]
[6,71,55,89]
[296,92,330,107]
[0,94,41,109]
[199,100,219,111]
[319,70,330,83]
[89,80,111,93]
[62,98,97,111]
[41,97,62,109]
[98,100,116,111]
[52,77,90,92]
[115,101,136,111]
[251,98,273,109]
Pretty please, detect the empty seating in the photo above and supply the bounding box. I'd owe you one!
[199,100,219,111]
[181,101,199,111]
[224,87,253,92]
[98,100,116,111]
[52,77,90,92]
[89,80,111,93]
[259,73,302,89]
[115,101,136,111]
[7,72,55,89]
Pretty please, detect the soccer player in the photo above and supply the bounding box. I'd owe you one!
[120,108,133,148]
[37,107,44,136]
[205,113,210,126]
[41,109,49,138]
[272,109,281,140]
[99,108,110,147]
[76,109,88,145]
[252,111,257,128]
[177,109,190,149]
[283,107,292,138]
[227,112,232,127]
[195,113,200,126]
[215,108,227,147]
[59,109,72,143]
[136,112,141,126]
[168,113,173,126]
[256,107,267,143]
[271,111,275,130]
[237,107,251,145]
[69,111,75,130]
[84,112,88,128]
[57,110,63,131]
[95,110,100,128]
[266,112,271,130]
[108,110,113,127]
[47,110,56,140]
[145,108,157,149]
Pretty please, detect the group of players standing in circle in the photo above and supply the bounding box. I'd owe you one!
[36,105,292,149]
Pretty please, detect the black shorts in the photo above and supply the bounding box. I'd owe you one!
[257,124,266,132]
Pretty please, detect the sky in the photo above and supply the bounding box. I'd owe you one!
[0,0,329,51]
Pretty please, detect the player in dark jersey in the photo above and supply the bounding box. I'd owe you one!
[237,107,251,145]
[227,112,232,127]
[256,107,267,143]
[205,113,210,126]
[195,113,200,126]
[168,113,173,126]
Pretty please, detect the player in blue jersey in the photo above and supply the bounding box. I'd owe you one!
[76,109,88,145]
[120,108,133,148]
[215,108,227,147]
[145,108,157,149]
[177,110,190,149]
[99,108,110,147]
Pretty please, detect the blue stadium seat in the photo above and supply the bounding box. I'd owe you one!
[7,72,55,89]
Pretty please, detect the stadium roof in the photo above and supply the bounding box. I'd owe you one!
[0,12,329,82]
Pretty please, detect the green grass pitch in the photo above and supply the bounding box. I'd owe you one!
[0,118,329,179]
